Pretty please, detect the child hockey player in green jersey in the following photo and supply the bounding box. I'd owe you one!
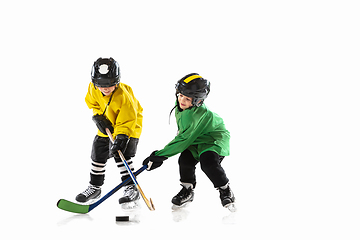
[143,73,236,211]
[76,57,143,207]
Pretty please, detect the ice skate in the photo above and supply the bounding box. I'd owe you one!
[218,184,237,212]
[119,184,140,210]
[76,185,101,203]
[171,184,194,209]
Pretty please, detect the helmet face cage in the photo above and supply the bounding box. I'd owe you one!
[175,73,210,107]
[91,57,120,87]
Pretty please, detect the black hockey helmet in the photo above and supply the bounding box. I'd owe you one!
[91,57,120,87]
[175,73,210,107]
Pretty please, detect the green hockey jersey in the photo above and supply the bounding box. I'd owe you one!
[155,103,230,161]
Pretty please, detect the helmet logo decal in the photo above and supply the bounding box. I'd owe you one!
[99,64,109,74]
[183,75,202,83]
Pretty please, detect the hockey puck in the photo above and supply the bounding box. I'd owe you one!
[116,216,129,222]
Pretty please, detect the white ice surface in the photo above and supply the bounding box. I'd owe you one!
[1,1,360,239]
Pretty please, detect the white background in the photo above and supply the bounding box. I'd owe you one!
[1,0,359,239]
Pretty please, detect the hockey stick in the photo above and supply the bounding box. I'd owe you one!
[106,128,155,211]
[57,165,147,214]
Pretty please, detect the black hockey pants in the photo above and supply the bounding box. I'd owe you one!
[89,135,139,187]
[178,150,229,188]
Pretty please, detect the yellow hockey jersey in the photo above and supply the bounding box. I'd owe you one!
[85,82,143,138]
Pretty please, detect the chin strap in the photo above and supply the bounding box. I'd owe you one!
[168,105,176,125]
[102,91,114,115]
[101,86,118,115]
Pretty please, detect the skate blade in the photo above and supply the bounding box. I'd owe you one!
[121,200,141,210]
[172,202,191,210]
[224,203,237,212]
[76,195,101,205]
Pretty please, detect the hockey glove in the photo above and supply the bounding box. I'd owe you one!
[92,114,114,135]
[110,134,129,157]
[143,151,168,171]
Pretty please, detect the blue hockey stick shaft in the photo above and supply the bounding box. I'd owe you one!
[57,165,147,213]
[89,165,147,212]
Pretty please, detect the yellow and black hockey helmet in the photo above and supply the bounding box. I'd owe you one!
[91,57,120,87]
[175,73,210,107]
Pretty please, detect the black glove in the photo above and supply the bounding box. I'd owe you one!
[143,151,168,171]
[110,134,129,157]
[92,114,114,135]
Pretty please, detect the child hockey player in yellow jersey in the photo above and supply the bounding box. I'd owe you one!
[143,73,236,211]
[76,58,143,206]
